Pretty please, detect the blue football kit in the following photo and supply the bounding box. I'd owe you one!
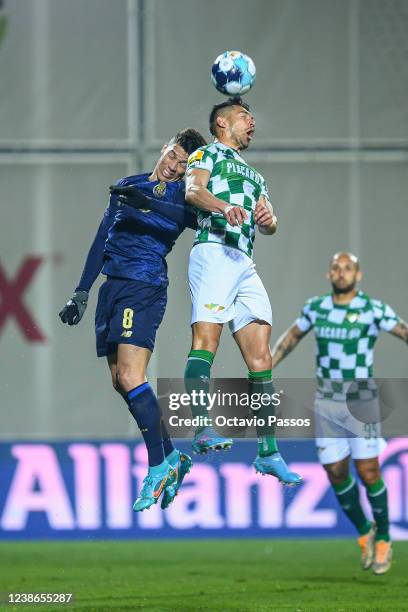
[75,173,196,355]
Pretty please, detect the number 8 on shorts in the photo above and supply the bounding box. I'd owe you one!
[122,308,134,330]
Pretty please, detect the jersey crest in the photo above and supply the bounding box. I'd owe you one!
[153,181,167,197]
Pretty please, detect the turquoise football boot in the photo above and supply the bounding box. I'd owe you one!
[161,449,193,510]
[191,426,233,454]
[133,461,176,512]
[253,453,302,486]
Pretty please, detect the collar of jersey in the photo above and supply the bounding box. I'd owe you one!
[213,139,241,154]
[213,140,247,166]
[330,290,364,309]
[137,172,180,188]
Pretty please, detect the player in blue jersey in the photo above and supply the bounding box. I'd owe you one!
[59,128,206,512]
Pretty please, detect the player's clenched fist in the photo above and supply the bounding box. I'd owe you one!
[254,197,277,234]
[254,198,273,226]
[223,204,248,226]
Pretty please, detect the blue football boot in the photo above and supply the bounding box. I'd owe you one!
[161,449,193,510]
[191,426,233,454]
[133,461,176,512]
[253,453,302,486]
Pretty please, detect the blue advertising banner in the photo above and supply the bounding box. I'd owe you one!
[0,439,407,540]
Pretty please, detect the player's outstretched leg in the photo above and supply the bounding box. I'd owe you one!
[127,383,176,512]
[332,474,375,567]
[185,349,233,454]
[249,370,302,486]
[365,478,392,574]
[160,420,193,509]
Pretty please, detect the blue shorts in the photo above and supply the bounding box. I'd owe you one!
[95,277,167,357]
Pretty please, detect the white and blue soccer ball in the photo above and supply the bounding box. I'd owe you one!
[211,50,256,96]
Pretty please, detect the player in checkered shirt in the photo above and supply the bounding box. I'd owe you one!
[272,252,408,574]
[183,96,301,487]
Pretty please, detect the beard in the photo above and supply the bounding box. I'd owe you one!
[238,134,250,151]
[332,281,356,294]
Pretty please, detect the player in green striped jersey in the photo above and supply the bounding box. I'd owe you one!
[272,252,408,574]
[183,96,301,486]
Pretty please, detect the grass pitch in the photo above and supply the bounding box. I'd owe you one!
[0,539,407,611]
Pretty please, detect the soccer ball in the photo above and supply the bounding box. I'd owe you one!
[211,50,256,96]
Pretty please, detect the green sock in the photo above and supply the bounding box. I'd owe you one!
[333,476,371,535]
[248,369,278,457]
[366,479,390,541]
[184,350,214,431]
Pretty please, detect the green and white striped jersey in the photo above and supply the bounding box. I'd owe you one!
[296,291,400,400]
[187,140,269,258]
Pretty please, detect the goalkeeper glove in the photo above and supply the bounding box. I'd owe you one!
[109,185,151,209]
[59,290,89,325]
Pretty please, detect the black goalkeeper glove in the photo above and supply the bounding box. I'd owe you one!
[109,185,151,209]
[59,290,89,325]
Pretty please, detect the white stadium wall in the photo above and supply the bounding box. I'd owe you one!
[0,0,407,437]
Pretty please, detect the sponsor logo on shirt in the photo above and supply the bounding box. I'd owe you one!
[315,327,362,340]
[226,161,261,185]
[188,150,204,164]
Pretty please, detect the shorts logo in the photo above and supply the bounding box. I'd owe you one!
[121,330,133,338]
[153,181,167,197]
[188,150,204,164]
[204,303,225,313]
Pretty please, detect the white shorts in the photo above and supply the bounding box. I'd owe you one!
[314,397,387,465]
[188,243,272,333]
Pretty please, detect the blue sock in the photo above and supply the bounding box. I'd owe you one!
[161,419,175,457]
[127,383,165,467]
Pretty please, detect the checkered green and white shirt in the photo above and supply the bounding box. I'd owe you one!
[187,140,269,258]
[296,291,400,400]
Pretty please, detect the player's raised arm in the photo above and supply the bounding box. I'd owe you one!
[185,166,247,227]
[254,195,277,235]
[59,200,117,326]
[272,323,309,368]
[109,185,198,229]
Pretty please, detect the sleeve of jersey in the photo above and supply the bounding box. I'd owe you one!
[374,301,401,332]
[140,196,197,229]
[187,148,214,173]
[295,302,314,333]
[75,196,118,292]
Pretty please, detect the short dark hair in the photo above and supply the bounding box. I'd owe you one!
[170,128,207,155]
[209,96,251,136]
